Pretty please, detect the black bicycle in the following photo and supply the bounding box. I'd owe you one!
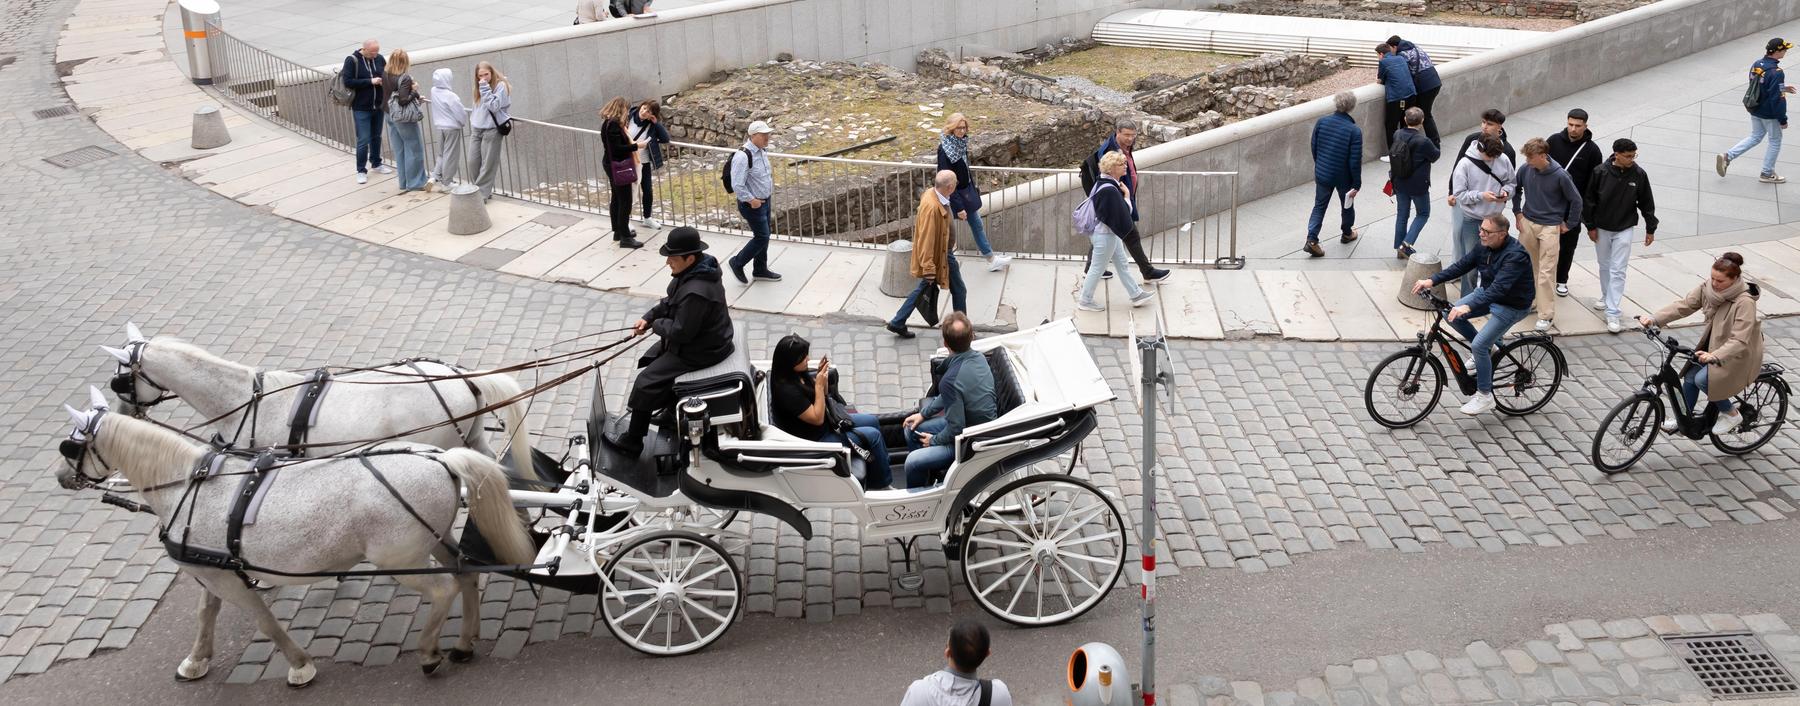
[1590,325,1790,474]
[1364,291,1567,428]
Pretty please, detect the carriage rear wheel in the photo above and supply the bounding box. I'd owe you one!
[600,530,743,656]
[959,474,1125,627]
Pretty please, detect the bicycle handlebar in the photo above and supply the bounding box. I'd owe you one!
[1642,325,1719,365]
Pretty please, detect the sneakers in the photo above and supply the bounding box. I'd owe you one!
[355,172,368,184]
[1129,290,1157,308]
[1534,319,1553,332]
[1712,410,1742,435]
[885,322,915,339]
[1304,241,1325,258]
[1660,419,1678,434]
[1144,268,1172,283]
[373,165,394,175]
[1380,156,1392,163]
[752,271,783,282]
[1591,298,1605,311]
[1339,229,1360,244]
[987,254,1013,272]
[1102,270,1114,280]
[1073,292,1104,312]
[1606,316,1622,334]
[1761,173,1788,184]
[728,260,748,284]
[644,217,662,230]
[424,178,436,193]
[1716,153,1730,177]
[1459,392,1496,415]
[1555,283,1569,297]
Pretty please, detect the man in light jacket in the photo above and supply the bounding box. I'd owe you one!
[727,121,780,284]
[1511,137,1583,331]
[900,621,1013,706]
[1449,134,1514,294]
[887,170,967,339]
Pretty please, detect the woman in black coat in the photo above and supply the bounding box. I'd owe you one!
[600,96,642,249]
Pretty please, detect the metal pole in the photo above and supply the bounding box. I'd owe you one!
[1137,332,1165,706]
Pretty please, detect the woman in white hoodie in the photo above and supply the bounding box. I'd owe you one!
[427,67,467,191]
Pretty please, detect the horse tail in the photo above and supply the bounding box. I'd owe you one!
[463,371,537,483]
[439,449,535,566]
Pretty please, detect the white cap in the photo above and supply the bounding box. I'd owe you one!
[747,120,775,135]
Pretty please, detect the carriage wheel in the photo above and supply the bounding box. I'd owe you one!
[628,506,745,554]
[959,474,1126,627]
[600,530,743,656]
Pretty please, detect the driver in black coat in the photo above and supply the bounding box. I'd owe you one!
[606,227,735,456]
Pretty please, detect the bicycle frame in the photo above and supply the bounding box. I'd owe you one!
[1411,297,1484,397]
[1632,330,1722,440]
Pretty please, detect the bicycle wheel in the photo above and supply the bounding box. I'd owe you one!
[1364,349,1444,429]
[1492,337,1564,416]
[1711,377,1790,455]
[1591,394,1663,474]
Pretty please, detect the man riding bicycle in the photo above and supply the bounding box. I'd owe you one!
[1412,213,1535,415]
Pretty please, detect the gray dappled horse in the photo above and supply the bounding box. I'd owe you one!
[56,387,535,686]
[102,323,535,479]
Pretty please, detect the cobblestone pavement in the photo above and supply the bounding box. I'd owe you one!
[5,0,1800,692]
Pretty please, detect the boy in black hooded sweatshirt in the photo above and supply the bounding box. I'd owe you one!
[1545,108,1604,297]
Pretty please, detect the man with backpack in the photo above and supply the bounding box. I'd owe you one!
[340,39,391,185]
[1390,107,1440,259]
[1078,120,1170,283]
[1718,38,1796,184]
[725,121,780,284]
[1545,108,1603,298]
[900,620,1013,706]
[1304,91,1362,258]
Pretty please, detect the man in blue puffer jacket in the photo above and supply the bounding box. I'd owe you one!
[1375,43,1417,157]
[1719,38,1796,183]
[1305,91,1363,257]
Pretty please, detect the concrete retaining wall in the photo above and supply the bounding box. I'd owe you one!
[982,0,1800,256]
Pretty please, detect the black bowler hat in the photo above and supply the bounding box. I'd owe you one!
[660,226,709,257]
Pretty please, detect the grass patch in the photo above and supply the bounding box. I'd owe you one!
[1030,46,1239,93]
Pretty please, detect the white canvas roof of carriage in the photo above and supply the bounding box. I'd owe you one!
[1092,9,1544,68]
[973,318,1115,415]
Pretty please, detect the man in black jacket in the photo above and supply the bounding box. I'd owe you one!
[1412,213,1533,416]
[607,227,735,456]
[341,39,390,184]
[1545,108,1604,297]
[1582,138,1658,334]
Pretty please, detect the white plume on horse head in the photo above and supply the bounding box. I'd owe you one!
[63,405,98,440]
[125,322,146,343]
[100,345,132,365]
[88,386,109,411]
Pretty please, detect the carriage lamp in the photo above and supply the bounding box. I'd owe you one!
[1068,642,1132,706]
[679,397,709,446]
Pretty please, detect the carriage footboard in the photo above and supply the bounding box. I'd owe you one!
[678,471,813,540]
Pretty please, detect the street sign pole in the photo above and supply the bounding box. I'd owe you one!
[1135,329,1167,706]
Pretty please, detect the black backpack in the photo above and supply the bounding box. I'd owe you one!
[1078,150,1100,194]
[1389,133,1417,180]
[1744,71,1765,110]
[720,147,755,195]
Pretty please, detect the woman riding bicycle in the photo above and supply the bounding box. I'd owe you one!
[1635,252,1764,435]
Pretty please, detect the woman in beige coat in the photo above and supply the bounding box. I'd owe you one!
[1636,252,1764,435]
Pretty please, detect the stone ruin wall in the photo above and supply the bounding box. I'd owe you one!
[1221,0,1652,22]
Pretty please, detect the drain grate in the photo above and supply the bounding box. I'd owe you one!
[1665,632,1799,700]
[42,145,115,169]
[32,106,75,119]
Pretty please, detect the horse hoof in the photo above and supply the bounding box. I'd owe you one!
[175,657,210,681]
[286,662,317,689]
[447,647,475,663]
[420,658,444,676]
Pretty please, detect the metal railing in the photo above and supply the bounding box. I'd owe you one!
[199,22,1242,267]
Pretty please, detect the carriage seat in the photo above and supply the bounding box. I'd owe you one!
[670,324,759,434]
[985,348,1025,418]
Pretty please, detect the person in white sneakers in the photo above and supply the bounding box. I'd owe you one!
[900,621,1013,706]
[1411,214,1534,416]
[1637,252,1763,436]
[1510,138,1582,332]
[936,114,1011,272]
[1718,38,1795,184]
[1581,138,1657,334]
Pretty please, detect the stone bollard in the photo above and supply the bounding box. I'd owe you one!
[1398,251,1447,310]
[447,183,491,235]
[190,105,231,149]
[879,239,915,298]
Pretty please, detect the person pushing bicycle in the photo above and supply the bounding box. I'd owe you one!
[1412,213,1535,415]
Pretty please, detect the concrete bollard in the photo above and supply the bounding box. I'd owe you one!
[190,105,231,149]
[879,239,915,298]
[1398,251,1447,310]
[447,183,491,235]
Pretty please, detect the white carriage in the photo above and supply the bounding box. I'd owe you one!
[470,319,1129,656]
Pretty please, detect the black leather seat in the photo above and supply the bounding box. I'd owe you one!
[669,324,759,436]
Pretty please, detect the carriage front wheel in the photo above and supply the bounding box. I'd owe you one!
[959,474,1126,627]
[600,530,743,656]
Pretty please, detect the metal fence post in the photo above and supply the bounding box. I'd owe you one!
[1135,327,1168,705]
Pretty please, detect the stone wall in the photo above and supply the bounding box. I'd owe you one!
[916,48,1189,147]
[1217,0,1652,22]
[1135,51,1341,121]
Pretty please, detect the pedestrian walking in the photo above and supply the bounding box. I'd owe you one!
[341,39,390,184]
[1446,109,1515,257]
[1448,134,1514,293]
[1511,137,1584,332]
[887,170,968,339]
[381,49,427,192]
[726,120,780,284]
[469,61,511,201]
[1390,107,1441,258]
[937,113,1012,272]
[629,99,670,230]
[1388,35,1441,145]
[1304,91,1363,257]
[1582,137,1657,333]
[1375,43,1417,156]
[1718,38,1796,184]
[1078,119,1170,283]
[1637,252,1764,435]
[1075,151,1157,311]
[426,68,467,191]
[1545,108,1603,298]
[900,620,1014,706]
[600,96,643,249]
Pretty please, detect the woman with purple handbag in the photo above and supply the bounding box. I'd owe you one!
[600,96,642,249]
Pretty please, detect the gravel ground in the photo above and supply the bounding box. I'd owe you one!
[1296,66,1378,102]
[1429,11,1580,32]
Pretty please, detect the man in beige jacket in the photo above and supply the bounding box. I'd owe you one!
[888,170,968,338]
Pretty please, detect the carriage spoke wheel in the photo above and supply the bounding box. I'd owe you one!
[1712,378,1789,455]
[1364,349,1444,429]
[627,506,745,555]
[600,530,743,656]
[960,475,1125,627]
[1492,338,1564,416]
[1591,395,1662,474]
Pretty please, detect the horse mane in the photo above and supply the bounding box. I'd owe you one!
[96,413,207,490]
[150,338,253,374]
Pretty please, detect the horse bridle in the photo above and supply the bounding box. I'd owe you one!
[110,339,178,413]
[58,409,111,490]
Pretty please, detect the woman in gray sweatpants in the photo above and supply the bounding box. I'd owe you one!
[469,61,511,201]
[427,67,466,188]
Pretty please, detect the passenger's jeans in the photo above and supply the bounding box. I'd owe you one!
[890,253,967,326]
[820,412,892,490]
[431,128,464,184]
[902,417,955,488]
[1594,226,1634,319]
[1078,224,1145,307]
[1306,182,1355,243]
[386,118,427,191]
[1393,191,1430,250]
[1451,211,1483,294]
[1682,364,1735,416]
[1517,220,1562,322]
[1726,116,1784,177]
[352,109,384,173]
[1446,287,1530,393]
[730,198,773,274]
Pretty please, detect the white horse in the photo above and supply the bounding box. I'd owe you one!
[101,323,536,480]
[56,387,535,686]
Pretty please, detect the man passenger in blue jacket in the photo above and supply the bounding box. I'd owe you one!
[1305,91,1363,257]
[1411,214,1534,416]
[900,313,996,488]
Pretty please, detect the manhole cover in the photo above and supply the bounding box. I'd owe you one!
[32,106,75,119]
[43,145,115,169]
[1664,632,1799,700]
